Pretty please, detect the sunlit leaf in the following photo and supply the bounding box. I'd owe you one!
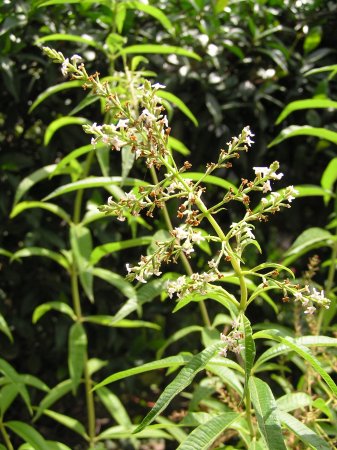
[157,90,198,126]
[37,33,103,50]
[35,379,73,420]
[127,1,174,35]
[44,117,90,146]
[0,312,13,342]
[96,387,132,427]
[11,247,70,272]
[10,201,71,224]
[168,136,191,156]
[90,236,152,265]
[249,377,286,449]
[42,410,88,438]
[276,392,312,412]
[13,164,57,206]
[321,157,337,204]
[70,224,93,302]
[283,227,333,264]
[32,301,76,323]
[177,412,239,449]
[134,342,223,432]
[243,315,255,392]
[68,322,87,393]
[29,81,83,113]
[276,99,337,124]
[118,44,201,61]
[5,422,49,450]
[269,125,337,148]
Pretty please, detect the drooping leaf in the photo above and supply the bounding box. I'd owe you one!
[168,136,191,156]
[10,201,71,224]
[126,1,174,34]
[68,322,87,393]
[321,157,337,204]
[0,384,20,417]
[13,164,57,206]
[134,342,223,433]
[177,412,239,449]
[44,117,90,146]
[90,236,152,265]
[206,364,244,395]
[96,387,132,427]
[83,316,160,330]
[37,33,103,50]
[29,81,83,113]
[96,425,172,440]
[43,177,148,201]
[283,227,333,264]
[118,44,201,61]
[276,99,337,124]
[32,301,76,323]
[269,125,337,148]
[157,90,198,126]
[42,410,88,438]
[0,313,13,342]
[279,410,330,450]
[276,392,312,412]
[70,224,93,302]
[35,379,74,420]
[93,354,192,391]
[5,421,49,450]
[11,247,70,272]
[249,377,286,450]
[157,326,203,359]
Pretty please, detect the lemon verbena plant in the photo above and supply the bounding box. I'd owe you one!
[42,47,337,450]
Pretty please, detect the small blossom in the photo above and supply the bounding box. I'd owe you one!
[253,167,269,177]
[191,231,205,244]
[152,83,166,90]
[61,58,69,77]
[304,305,316,315]
[116,119,129,129]
[262,180,272,193]
[126,263,132,273]
[71,54,82,64]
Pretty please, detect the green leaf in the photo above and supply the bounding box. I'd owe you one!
[294,184,331,198]
[168,136,190,156]
[0,313,13,342]
[13,164,57,206]
[0,384,20,416]
[11,247,70,272]
[83,316,160,330]
[304,26,322,54]
[43,177,148,201]
[5,421,49,450]
[157,326,203,358]
[157,90,198,126]
[279,410,330,450]
[249,377,286,450]
[10,201,71,224]
[0,249,13,258]
[32,301,76,323]
[42,409,88,438]
[97,425,172,440]
[276,393,312,412]
[275,99,337,124]
[206,364,244,395]
[29,81,83,113]
[118,44,201,61]
[20,375,49,392]
[134,342,223,433]
[35,379,73,420]
[90,236,153,265]
[93,354,192,391]
[52,144,94,175]
[243,316,256,392]
[269,125,337,148]
[321,157,337,204]
[37,33,103,50]
[127,1,174,34]
[96,387,132,427]
[44,117,90,146]
[181,172,237,192]
[70,224,93,302]
[177,412,239,449]
[284,227,333,263]
[68,322,87,393]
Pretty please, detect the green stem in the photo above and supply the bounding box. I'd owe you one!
[0,422,14,450]
[149,167,211,327]
[245,386,256,440]
[71,150,96,446]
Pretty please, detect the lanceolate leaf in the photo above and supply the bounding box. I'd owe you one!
[83,316,160,330]
[321,157,337,204]
[177,412,239,450]
[5,422,49,450]
[168,136,191,156]
[283,227,333,264]
[276,99,337,124]
[68,322,87,393]
[276,393,312,412]
[13,164,57,206]
[32,301,76,323]
[249,377,286,450]
[279,410,330,450]
[34,379,74,420]
[0,313,13,342]
[269,125,337,148]
[11,247,70,272]
[118,44,201,61]
[93,354,192,391]
[37,33,103,50]
[10,201,71,224]
[29,80,83,113]
[70,224,93,302]
[42,410,88,439]
[134,342,223,433]
[96,387,132,427]
[157,90,198,126]
[90,237,153,265]
[126,1,174,35]
[243,315,256,392]
[44,117,90,146]
[43,177,149,201]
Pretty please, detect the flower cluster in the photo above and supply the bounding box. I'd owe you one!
[166,271,219,299]
[219,321,244,357]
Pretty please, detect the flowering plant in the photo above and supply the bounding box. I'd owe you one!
[27,46,335,449]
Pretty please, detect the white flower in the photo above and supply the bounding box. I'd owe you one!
[304,305,316,315]
[294,292,304,301]
[191,231,205,244]
[152,83,166,90]
[124,191,137,202]
[71,54,82,64]
[126,263,132,273]
[253,167,269,177]
[61,58,69,77]
[110,136,127,151]
[174,226,189,240]
[262,180,272,193]
[116,119,129,129]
